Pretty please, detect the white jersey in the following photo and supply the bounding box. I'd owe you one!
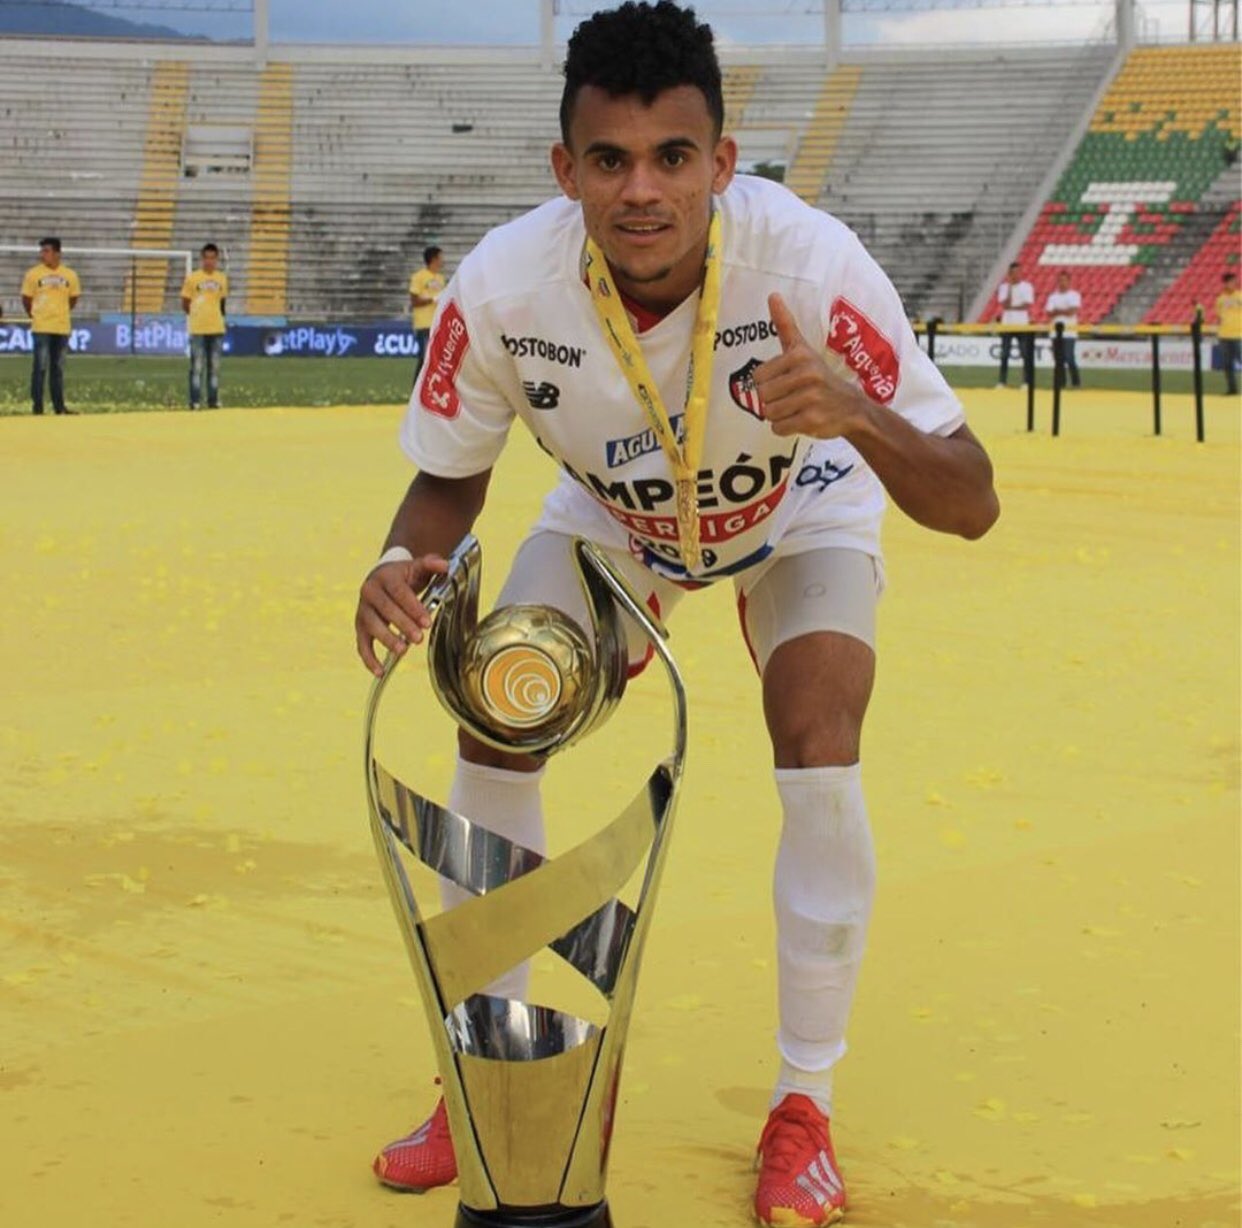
[402,175,965,584]
[1045,288,1082,333]
[998,279,1035,325]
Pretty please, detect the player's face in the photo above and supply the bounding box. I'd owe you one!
[39,245,59,268]
[202,251,218,272]
[552,84,737,310]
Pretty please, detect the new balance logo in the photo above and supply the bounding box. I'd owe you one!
[523,380,560,410]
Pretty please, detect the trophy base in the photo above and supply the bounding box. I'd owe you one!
[455,1201,612,1228]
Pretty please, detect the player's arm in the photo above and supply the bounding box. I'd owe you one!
[354,467,492,675]
[755,293,999,540]
[21,295,32,316]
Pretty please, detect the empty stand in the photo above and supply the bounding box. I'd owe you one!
[991,42,1241,326]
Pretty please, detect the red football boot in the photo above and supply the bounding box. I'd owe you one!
[373,1090,457,1193]
[754,1093,847,1226]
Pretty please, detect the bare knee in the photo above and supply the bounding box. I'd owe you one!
[762,632,873,770]
[768,711,862,770]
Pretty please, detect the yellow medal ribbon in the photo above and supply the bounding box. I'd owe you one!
[584,211,723,571]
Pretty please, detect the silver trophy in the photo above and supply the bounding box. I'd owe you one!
[364,535,687,1227]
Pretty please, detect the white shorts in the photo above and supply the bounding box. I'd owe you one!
[496,531,881,677]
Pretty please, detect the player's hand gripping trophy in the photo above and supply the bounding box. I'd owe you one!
[363,535,687,1228]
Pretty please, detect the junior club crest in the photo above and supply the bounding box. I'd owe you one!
[729,357,764,419]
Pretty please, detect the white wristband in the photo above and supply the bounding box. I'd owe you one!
[370,545,414,574]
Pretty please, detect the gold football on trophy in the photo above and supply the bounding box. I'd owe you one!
[457,604,594,744]
[422,537,633,756]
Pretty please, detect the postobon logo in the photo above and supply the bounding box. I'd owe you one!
[481,645,563,727]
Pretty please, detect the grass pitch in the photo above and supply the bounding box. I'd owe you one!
[0,389,1237,1227]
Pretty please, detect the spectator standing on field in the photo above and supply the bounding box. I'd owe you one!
[995,261,1035,389]
[1214,270,1241,396]
[21,237,80,415]
[1045,270,1082,389]
[181,243,229,410]
[409,246,446,382]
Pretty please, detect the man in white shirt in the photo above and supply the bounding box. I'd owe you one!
[354,4,1000,1224]
[1045,270,1083,388]
[996,261,1035,388]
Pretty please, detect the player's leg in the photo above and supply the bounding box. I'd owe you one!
[30,333,46,414]
[997,332,1011,386]
[375,530,683,1193]
[413,327,430,388]
[739,547,879,1226]
[206,335,221,408]
[49,335,68,413]
[188,336,203,409]
[1066,336,1081,387]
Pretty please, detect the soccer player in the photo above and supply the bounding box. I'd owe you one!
[409,245,446,381]
[180,243,229,410]
[995,261,1035,389]
[1214,270,1240,396]
[20,237,80,415]
[354,4,999,1224]
[1045,270,1083,388]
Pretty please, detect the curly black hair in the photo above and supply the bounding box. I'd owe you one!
[560,2,723,145]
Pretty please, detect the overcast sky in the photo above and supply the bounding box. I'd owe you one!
[83,0,1197,46]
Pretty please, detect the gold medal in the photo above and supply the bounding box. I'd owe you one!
[675,477,702,570]
[585,212,722,572]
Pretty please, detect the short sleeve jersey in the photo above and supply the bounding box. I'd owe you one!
[1045,288,1082,331]
[1215,289,1242,340]
[402,175,966,584]
[181,270,229,335]
[410,267,446,331]
[22,263,80,335]
[998,280,1035,325]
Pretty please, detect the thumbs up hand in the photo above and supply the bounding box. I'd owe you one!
[753,292,870,440]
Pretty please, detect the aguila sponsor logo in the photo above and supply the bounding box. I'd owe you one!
[522,380,560,410]
[605,413,685,468]
[420,300,469,419]
[826,298,899,405]
[729,357,764,419]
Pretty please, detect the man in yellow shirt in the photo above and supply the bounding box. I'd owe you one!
[408,245,445,381]
[180,243,229,409]
[20,237,80,415]
[1214,271,1241,396]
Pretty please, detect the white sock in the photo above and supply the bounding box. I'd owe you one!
[771,763,876,1118]
[441,755,547,1002]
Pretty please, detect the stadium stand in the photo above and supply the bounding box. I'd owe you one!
[0,54,151,320]
[1,38,1231,327]
[987,42,1242,326]
[1147,199,1241,324]
[124,59,188,313]
[820,45,1116,322]
[247,63,294,315]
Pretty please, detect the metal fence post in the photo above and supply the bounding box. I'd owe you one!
[1191,312,1205,442]
[1151,332,1162,436]
[1052,322,1064,437]
[1025,330,1036,433]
